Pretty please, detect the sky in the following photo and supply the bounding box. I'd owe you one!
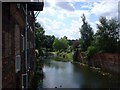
[37,0,120,40]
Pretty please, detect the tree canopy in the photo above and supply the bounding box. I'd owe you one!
[35,22,45,53]
[79,14,94,51]
[53,37,69,51]
[44,35,55,51]
[93,17,119,53]
[35,22,56,56]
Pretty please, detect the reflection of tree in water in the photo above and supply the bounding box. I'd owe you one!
[72,63,109,88]
[38,69,44,88]
[31,59,45,89]
[31,69,45,89]
[42,58,67,69]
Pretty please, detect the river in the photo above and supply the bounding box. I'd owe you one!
[38,59,120,88]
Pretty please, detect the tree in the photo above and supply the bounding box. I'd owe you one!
[79,14,94,51]
[53,37,69,51]
[93,17,119,52]
[35,22,45,56]
[44,35,55,51]
[53,38,61,51]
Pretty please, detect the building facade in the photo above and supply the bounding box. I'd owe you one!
[1,2,43,89]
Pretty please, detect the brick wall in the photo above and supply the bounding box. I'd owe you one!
[2,3,16,88]
[2,3,25,88]
[2,3,36,89]
[0,2,2,89]
[78,52,120,73]
[91,53,120,73]
[27,21,36,87]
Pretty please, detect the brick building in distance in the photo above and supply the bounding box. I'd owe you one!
[1,1,44,89]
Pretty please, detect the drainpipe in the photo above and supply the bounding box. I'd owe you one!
[118,1,120,41]
[0,1,2,90]
[25,3,28,89]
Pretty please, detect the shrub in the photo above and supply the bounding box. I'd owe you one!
[86,46,98,59]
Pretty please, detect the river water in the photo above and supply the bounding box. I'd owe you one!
[38,59,120,88]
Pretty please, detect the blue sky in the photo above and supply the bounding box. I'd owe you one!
[37,0,119,40]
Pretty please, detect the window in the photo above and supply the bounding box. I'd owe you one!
[15,55,21,73]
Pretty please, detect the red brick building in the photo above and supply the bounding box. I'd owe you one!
[1,2,44,89]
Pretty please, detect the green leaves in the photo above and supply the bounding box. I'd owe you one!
[53,37,69,51]
[35,22,45,52]
[44,35,55,51]
[80,16,120,60]
[86,46,98,59]
[94,17,119,53]
[35,22,56,56]
[80,14,94,51]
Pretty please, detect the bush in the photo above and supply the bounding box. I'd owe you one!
[53,52,73,62]
[86,46,98,59]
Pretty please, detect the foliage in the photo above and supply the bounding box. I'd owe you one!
[86,46,98,59]
[30,59,44,89]
[53,38,61,51]
[44,35,55,51]
[53,52,73,62]
[35,22,56,57]
[53,37,69,51]
[30,71,42,89]
[79,16,119,64]
[35,22,45,56]
[93,17,119,53]
[68,40,73,46]
[79,14,94,51]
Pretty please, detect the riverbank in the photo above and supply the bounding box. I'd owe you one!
[71,61,120,81]
[50,52,119,79]
[50,52,73,62]
[49,51,120,78]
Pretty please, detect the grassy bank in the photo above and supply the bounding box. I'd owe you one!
[52,52,73,62]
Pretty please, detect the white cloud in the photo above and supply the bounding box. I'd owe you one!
[91,0,119,18]
[37,5,92,39]
[57,19,82,39]
[56,2,75,11]
[57,13,65,20]
[37,16,81,39]
[37,0,119,40]
[45,0,57,7]
[42,6,56,16]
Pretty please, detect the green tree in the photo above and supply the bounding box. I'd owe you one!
[35,22,45,56]
[44,35,55,51]
[53,38,61,51]
[60,37,69,50]
[93,17,119,52]
[80,14,94,51]
[53,37,69,51]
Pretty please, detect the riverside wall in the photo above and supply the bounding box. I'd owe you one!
[78,53,120,73]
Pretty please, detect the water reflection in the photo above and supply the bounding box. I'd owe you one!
[38,59,120,89]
